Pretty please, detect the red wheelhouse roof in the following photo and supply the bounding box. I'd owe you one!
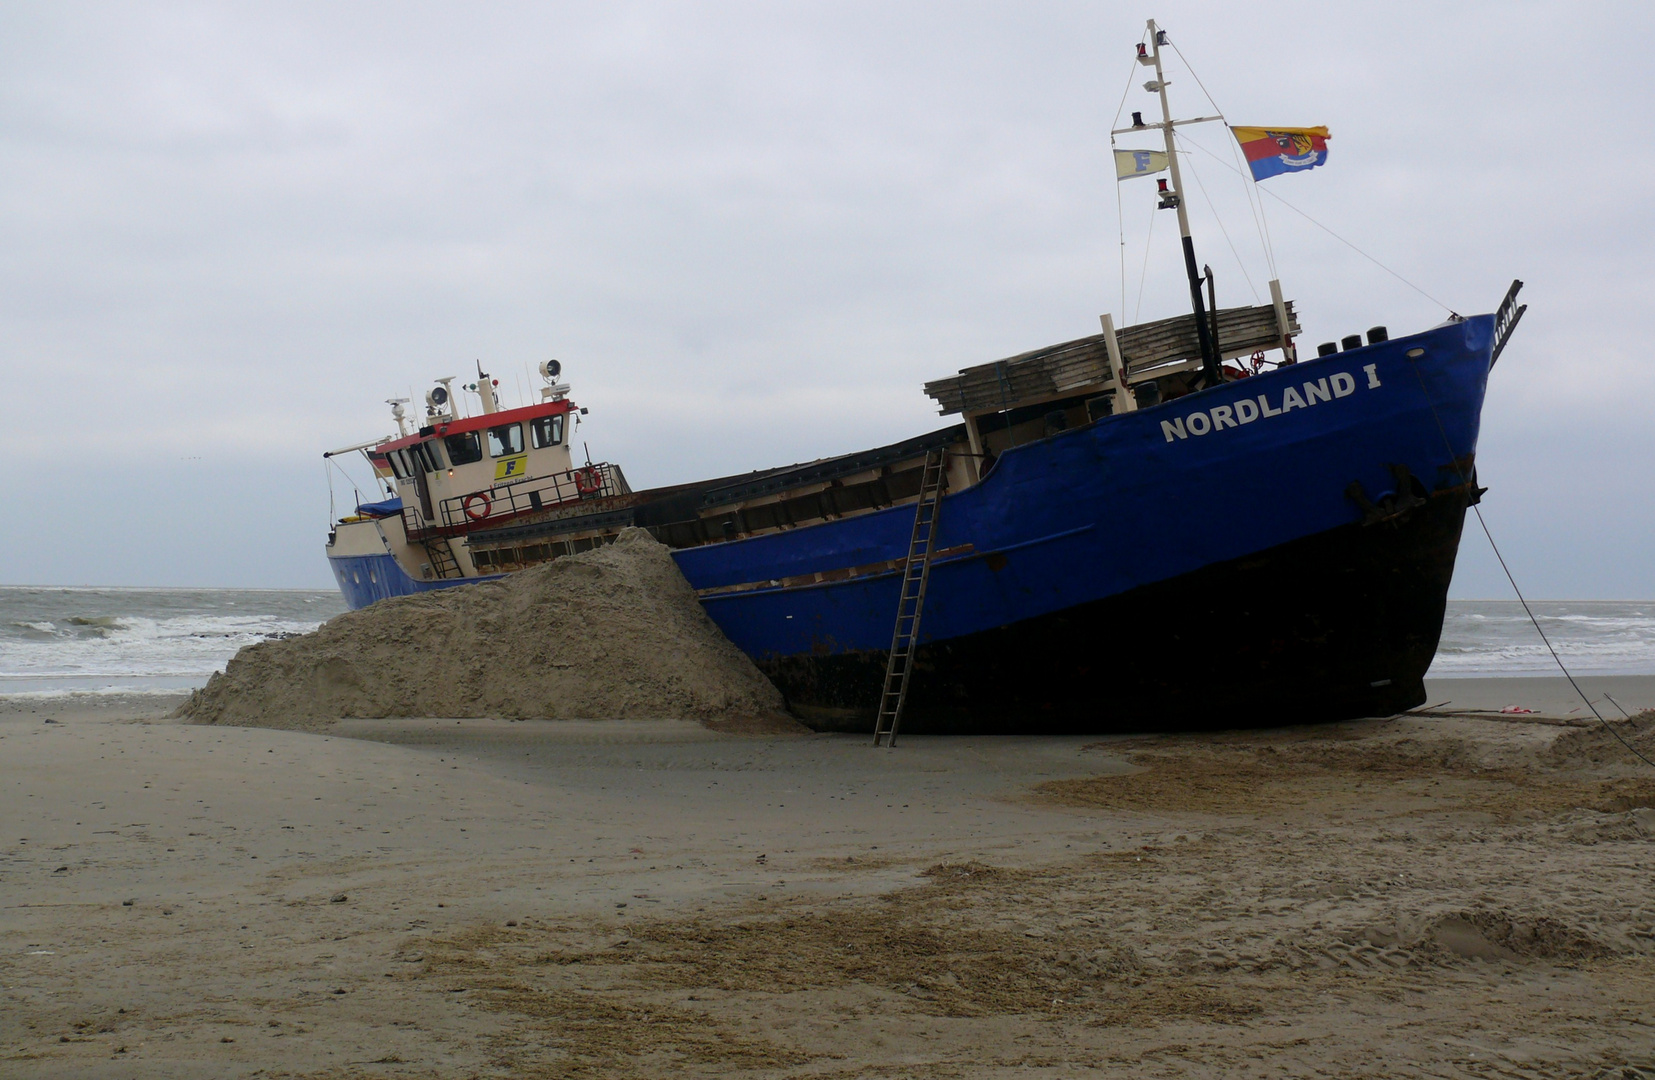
[374,397,575,454]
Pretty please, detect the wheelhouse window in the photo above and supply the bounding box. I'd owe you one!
[402,441,441,473]
[530,414,564,449]
[385,452,408,480]
[443,431,482,466]
[487,423,524,458]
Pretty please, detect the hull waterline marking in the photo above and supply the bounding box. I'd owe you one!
[1162,364,1380,443]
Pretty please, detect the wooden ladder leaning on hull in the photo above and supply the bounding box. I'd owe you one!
[873,448,948,748]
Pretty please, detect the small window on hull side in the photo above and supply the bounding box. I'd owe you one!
[444,431,482,466]
[530,414,565,449]
[487,423,524,458]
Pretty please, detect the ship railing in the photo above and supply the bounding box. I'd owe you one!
[403,462,625,540]
[400,504,426,543]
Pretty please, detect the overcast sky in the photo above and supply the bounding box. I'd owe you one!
[2,1,1651,596]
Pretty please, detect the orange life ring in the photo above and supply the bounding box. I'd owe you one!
[463,492,492,521]
[574,467,603,495]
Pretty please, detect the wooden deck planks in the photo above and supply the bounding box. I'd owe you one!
[924,302,1298,416]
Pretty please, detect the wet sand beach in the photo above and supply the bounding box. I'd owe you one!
[1424,674,1655,718]
[3,684,1654,1078]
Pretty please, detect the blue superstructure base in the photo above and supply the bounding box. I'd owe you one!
[328,550,496,609]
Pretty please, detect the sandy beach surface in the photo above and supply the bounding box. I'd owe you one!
[4,683,1654,1078]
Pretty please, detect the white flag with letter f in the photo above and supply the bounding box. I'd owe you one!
[1114,148,1168,180]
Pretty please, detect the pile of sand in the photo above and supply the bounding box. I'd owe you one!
[176,529,793,730]
[1548,710,1655,771]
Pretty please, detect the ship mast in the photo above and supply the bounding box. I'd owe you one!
[1142,19,1221,385]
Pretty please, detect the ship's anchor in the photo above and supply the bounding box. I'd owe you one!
[1345,464,1429,527]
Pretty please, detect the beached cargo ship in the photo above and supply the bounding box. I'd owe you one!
[324,21,1524,737]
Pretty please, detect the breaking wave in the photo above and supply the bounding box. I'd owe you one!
[1427,601,1655,677]
[0,587,346,695]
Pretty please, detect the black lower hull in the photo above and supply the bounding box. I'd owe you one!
[759,489,1471,734]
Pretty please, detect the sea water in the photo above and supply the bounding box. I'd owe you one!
[0,587,345,697]
[1428,600,1655,678]
[2,589,1652,698]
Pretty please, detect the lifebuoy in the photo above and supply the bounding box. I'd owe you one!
[463,492,492,521]
[574,467,603,495]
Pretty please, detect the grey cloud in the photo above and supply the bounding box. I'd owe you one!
[1,1,1649,594]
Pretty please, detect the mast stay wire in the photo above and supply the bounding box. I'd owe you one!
[1112,30,1263,322]
[1177,131,1458,315]
[1133,200,1158,324]
[1165,38,1276,279]
[1178,141,1261,304]
[326,454,365,513]
[1116,159,1128,320]
[1108,32,1149,322]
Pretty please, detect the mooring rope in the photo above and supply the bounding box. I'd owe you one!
[1405,361,1655,770]
[1469,504,1655,769]
[1147,27,1646,766]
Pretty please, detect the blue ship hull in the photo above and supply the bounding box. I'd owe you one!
[677,317,1491,728]
[328,316,1493,731]
[328,550,498,607]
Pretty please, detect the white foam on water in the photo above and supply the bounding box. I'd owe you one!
[0,587,346,695]
[0,681,205,699]
[1427,601,1655,677]
[0,614,324,678]
[3,589,1651,696]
